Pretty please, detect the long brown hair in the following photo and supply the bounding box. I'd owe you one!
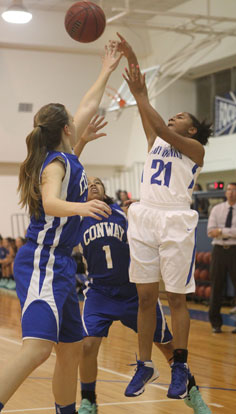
[18,103,69,219]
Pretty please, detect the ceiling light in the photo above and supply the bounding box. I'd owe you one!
[1,0,32,24]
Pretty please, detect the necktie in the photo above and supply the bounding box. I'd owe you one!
[225,206,233,228]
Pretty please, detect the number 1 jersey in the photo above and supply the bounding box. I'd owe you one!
[140,137,201,206]
[78,204,130,286]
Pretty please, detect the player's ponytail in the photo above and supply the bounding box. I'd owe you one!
[188,113,213,145]
[18,103,69,219]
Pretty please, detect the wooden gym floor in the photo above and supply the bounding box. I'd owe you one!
[0,289,235,414]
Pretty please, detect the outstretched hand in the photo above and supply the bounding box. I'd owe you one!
[81,115,108,144]
[114,32,134,59]
[122,64,148,98]
[102,41,123,73]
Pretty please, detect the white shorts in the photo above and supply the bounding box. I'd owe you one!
[127,201,198,294]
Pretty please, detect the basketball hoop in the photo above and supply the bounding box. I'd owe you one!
[105,85,127,109]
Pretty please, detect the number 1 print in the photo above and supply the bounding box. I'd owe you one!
[102,245,113,269]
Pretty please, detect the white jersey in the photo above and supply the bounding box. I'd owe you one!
[140,137,201,207]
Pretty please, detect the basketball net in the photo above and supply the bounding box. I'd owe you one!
[105,85,126,109]
[99,85,126,119]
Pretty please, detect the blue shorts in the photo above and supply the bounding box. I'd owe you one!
[14,241,83,343]
[82,283,172,343]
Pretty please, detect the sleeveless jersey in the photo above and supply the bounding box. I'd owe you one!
[78,204,130,286]
[140,137,201,206]
[26,151,88,252]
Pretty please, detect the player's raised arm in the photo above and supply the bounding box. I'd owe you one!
[112,33,157,148]
[74,43,123,145]
[123,64,205,165]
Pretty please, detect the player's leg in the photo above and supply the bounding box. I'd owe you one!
[121,286,160,397]
[137,282,159,361]
[165,291,191,399]
[53,341,81,414]
[153,297,174,362]
[153,297,211,413]
[0,243,69,411]
[160,210,198,400]
[0,339,53,410]
[167,291,190,349]
[78,337,102,414]
[53,283,84,414]
[123,282,160,397]
[78,286,113,413]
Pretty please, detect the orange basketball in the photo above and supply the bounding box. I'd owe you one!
[198,285,205,298]
[194,268,200,280]
[199,269,209,281]
[195,285,202,296]
[197,252,204,264]
[195,286,200,296]
[65,1,106,43]
[205,286,211,298]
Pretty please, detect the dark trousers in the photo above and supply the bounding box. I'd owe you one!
[209,245,236,328]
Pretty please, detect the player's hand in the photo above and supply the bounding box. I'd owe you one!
[124,199,137,207]
[81,115,108,144]
[102,42,123,73]
[115,32,134,59]
[121,199,138,215]
[77,199,112,220]
[122,64,148,97]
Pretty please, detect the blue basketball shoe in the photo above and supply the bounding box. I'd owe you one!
[167,362,189,399]
[125,360,159,397]
[185,386,212,413]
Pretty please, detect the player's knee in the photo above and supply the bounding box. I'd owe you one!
[82,338,100,356]
[138,291,157,310]
[27,344,52,367]
[167,292,186,310]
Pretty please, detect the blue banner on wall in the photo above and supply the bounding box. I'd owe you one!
[215,91,236,136]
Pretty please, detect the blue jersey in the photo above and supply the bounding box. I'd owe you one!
[14,150,86,342]
[26,151,88,252]
[78,204,130,286]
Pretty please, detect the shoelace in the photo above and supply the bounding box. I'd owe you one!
[127,353,139,367]
[129,360,150,384]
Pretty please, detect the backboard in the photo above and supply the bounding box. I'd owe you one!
[102,65,160,113]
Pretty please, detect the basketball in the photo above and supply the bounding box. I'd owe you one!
[199,269,209,281]
[196,251,204,264]
[205,286,211,299]
[194,268,200,280]
[64,1,106,43]
[203,251,211,265]
[198,285,205,298]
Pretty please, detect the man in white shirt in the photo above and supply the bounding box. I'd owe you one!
[207,182,236,333]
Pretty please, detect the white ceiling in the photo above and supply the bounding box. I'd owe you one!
[0,0,189,13]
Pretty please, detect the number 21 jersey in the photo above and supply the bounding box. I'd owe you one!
[140,137,201,206]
